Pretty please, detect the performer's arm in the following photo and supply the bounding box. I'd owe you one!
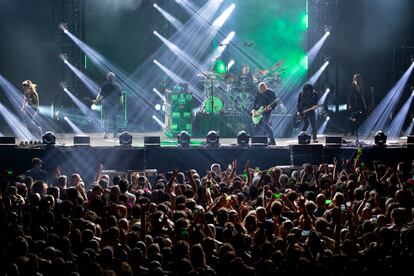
[93,93,103,104]
[33,93,40,112]
[265,92,278,112]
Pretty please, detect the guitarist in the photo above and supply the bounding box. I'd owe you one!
[252,82,277,145]
[297,84,318,143]
[22,80,43,138]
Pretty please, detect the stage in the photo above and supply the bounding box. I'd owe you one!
[0,132,412,185]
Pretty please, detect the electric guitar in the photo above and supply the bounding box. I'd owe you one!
[251,98,279,125]
[295,105,320,124]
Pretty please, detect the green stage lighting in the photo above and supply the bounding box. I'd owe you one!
[215,60,227,74]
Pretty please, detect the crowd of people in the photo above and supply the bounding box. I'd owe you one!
[1,156,414,275]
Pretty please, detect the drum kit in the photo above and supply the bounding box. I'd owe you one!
[198,59,287,115]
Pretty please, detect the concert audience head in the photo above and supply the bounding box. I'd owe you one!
[1,158,413,274]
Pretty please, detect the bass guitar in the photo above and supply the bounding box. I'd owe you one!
[252,98,279,125]
[295,105,320,124]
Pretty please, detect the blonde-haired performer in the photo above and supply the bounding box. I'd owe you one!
[22,80,42,137]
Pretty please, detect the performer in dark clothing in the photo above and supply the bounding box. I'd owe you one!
[252,82,278,145]
[297,84,318,142]
[345,73,367,136]
[94,72,122,139]
[239,64,254,91]
[22,80,43,138]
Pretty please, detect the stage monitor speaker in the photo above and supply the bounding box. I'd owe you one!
[325,136,342,146]
[0,136,16,145]
[144,136,161,147]
[73,136,90,145]
[251,136,268,147]
[407,135,414,147]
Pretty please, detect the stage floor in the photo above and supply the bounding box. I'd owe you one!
[35,132,407,148]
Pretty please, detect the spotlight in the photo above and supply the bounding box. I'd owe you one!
[323,55,331,64]
[153,3,157,8]
[59,53,68,62]
[153,30,158,35]
[297,131,311,145]
[42,131,56,145]
[119,131,133,146]
[374,131,387,146]
[237,131,250,147]
[59,23,68,33]
[206,130,220,147]
[324,25,332,34]
[155,104,161,111]
[326,116,330,121]
[91,104,101,111]
[177,131,191,148]
[227,60,235,70]
[411,54,414,64]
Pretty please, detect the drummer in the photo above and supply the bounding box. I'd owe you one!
[239,64,254,83]
[238,64,256,92]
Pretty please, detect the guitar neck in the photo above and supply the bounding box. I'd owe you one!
[265,98,278,109]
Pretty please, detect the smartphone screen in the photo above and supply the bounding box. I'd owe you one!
[301,230,310,237]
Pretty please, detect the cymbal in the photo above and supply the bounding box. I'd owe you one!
[272,58,285,71]
[196,71,216,77]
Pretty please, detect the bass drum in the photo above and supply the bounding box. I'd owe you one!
[232,92,255,115]
[204,96,224,114]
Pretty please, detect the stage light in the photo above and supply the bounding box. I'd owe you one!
[91,104,101,111]
[155,104,161,111]
[119,131,133,146]
[59,23,68,33]
[153,30,158,35]
[177,131,191,148]
[153,88,166,103]
[237,131,250,147]
[308,60,330,85]
[64,116,84,135]
[153,3,157,8]
[323,55,331,64]
[227,60,235,70]
[215,59,227,74]
[206,130,220,147]
[327,116,330,121]
[42,131,56,145]
[324,25,332,34]
[212,3,236,29]
[298,131,311,145]
[374,131,387,146]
